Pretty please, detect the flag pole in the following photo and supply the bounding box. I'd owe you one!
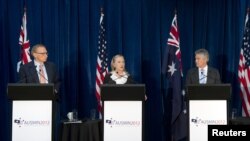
[96,6,108,119]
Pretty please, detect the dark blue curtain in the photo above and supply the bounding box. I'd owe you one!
[1,0,250,141]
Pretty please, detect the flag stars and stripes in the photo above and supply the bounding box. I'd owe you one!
[239,11,250,117]
[96,9,108,118]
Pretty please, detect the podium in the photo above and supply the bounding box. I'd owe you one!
[101,84,145,141]
[7,83,56,141]
[186,84,231,141]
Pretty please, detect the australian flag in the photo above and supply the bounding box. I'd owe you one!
[162,14,187,141]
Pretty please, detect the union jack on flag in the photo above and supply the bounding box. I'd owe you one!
[238,11,250,117]
[95,9,108,118]
[162,14,187,141]
[17,10,31,72]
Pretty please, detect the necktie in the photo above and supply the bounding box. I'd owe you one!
[39,65,46,83]
[200,69,206,84]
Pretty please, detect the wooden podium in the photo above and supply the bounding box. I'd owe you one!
[186,84,231,141]
[101,84,145,141]
[7,83,56,141]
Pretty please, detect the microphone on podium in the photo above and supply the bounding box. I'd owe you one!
[115,71,128,79]
[200,71,207,80]
[38,68,49,83]
[115,71,138,84]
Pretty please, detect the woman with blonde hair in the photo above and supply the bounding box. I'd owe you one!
[103,54,134,84]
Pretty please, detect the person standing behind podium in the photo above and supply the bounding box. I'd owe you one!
[18,44,60,93]
[104,54,134,84]
[186,48,221,85]
[104,54,148,100]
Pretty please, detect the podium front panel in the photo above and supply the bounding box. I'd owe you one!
[186,84,231,141]
[7,83,55,100]
[189,100,227,141]
[12,100,52,141]
[101,84,145,141]
[101,84,145,101]
[103,101,142,141]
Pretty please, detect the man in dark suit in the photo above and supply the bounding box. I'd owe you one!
[186,48,221,85]
[18,44,61,141]
[18,44,60,93]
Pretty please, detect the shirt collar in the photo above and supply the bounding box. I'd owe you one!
[199,65,208,72]
[110,71,129,84]
[34,60,44,66]
[34,60,45,71]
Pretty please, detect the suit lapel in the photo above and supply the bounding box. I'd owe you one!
[207,67,212,84]
[44,63,51,83]
[194,68,200,84]
[30,62,40,83]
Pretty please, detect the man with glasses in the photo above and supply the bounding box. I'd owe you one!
[18,44,60,93]
[186,48,221,85]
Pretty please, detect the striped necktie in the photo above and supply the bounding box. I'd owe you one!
[39,65,46,83]
[199,69,206,84]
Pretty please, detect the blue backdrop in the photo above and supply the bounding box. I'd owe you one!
[1,0,250,141]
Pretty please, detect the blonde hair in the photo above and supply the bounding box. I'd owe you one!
[111,54,124,71]
[110,54,130,76]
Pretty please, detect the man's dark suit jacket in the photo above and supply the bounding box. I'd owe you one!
[18,61,60,93]
[185,67,221,85]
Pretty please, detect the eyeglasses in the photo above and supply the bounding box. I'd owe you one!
[35,52,48,55]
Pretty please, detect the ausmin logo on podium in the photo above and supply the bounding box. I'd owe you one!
[13,117,50,127]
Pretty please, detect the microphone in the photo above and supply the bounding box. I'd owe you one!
[17,64,58,94]
[115,71,129,79]
[115,72,137,84]
[110,71,134,84]
[110,73,126,84]
[38,67,59,94]
[17,65,48,83]
[38,68,49,83]
[199,71,214,84]
[199,71,207,80]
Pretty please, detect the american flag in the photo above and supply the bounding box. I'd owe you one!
[238,11,250,117]
[95,9,108,118]
[17,10,31,72]
[162,14,187,140]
